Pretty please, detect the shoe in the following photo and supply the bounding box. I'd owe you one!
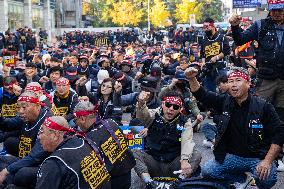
[230,175,254,189]
[277,160,284,172]
[146,181,173,189]
[203,139,214,148]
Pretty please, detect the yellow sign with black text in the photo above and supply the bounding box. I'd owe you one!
[1,103,17,117]
[18,136,32,158]
[81,150,110,189]
[101,129,128,164]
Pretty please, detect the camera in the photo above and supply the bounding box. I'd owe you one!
[199,62,213,78]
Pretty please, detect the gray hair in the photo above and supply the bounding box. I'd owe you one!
[74,101,95,112]
[74,101,96,118]
[49,116,69,129]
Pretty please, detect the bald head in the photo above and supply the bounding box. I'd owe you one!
[48,116,69,130]
[39,116,70,152]
[74,101,97,131]
[17,91,41,123]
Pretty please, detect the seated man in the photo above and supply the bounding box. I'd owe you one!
[185,66,284,188]
[73,101,136,189]
[50,77,78,122]
[133,91,201,188]
[36,116,111,189]
[0,91,52,187]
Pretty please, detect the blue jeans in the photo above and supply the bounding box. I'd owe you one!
[203,68,227,92]
[201,123,217,141]
[202,154,277,189]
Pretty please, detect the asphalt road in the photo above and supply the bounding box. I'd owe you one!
[122,114,284,189]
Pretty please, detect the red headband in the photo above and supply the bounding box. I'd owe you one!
[66,71,77,76]
[74,110,96,117]
[228,71,250,81]
[25,85,42,92]
[56,79,70,85]
[43,117,75,132]
[163,96,183,106]
[18,96,42,105]
[4,81,17,87]
[73,104,99,117]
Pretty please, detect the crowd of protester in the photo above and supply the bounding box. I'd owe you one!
[0,1,283,188]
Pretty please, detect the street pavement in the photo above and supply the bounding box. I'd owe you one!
[121,113,284,189]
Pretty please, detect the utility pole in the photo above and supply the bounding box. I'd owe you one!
[148,0,150,31]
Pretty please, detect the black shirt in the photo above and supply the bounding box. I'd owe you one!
[225,97,252,157]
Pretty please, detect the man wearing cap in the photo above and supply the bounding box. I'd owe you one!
[73,101,135,189]
[229,0,284,123]
[97,54,118,77]
[200,18,230,92]
[120,59,135,79]
[78,55,90,78]
[185,66,284,188]
[121,76,161,120]
[37,116,111,189]
[50,77,79,122]
[0,91,52,187]
[16,62,40,89]
[230,2,284,170]
[133,90,201,188]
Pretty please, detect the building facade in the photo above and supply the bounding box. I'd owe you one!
[0,0,56,31]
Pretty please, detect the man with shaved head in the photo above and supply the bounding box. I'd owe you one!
[36,116,111,189]
[0,91,52,188]
[73,101,135,189]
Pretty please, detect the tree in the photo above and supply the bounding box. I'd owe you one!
[174,0,202,23]
[150,0,170,28]
[109,1,144,27]
[199,0,223,22]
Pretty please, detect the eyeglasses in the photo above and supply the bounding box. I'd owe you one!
[164,102,181,110]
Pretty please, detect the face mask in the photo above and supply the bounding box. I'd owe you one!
[205,30,213,37]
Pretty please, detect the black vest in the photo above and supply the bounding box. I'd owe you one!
[87,119,136,176]
[146,113,186,162]
[18,107,50,158]
[257,18,284,79]
[52,91,76,116]
[213,95,270,163]
[40,137,111,189]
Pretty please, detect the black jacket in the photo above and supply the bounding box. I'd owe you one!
[231,18,284,79]
[193,87,284,162]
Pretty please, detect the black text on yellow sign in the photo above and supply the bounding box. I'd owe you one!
[101,129,128,164]
[81,151,110,189]
[18,136,32,158]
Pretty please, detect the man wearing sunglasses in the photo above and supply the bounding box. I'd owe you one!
[133,90,201,188]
